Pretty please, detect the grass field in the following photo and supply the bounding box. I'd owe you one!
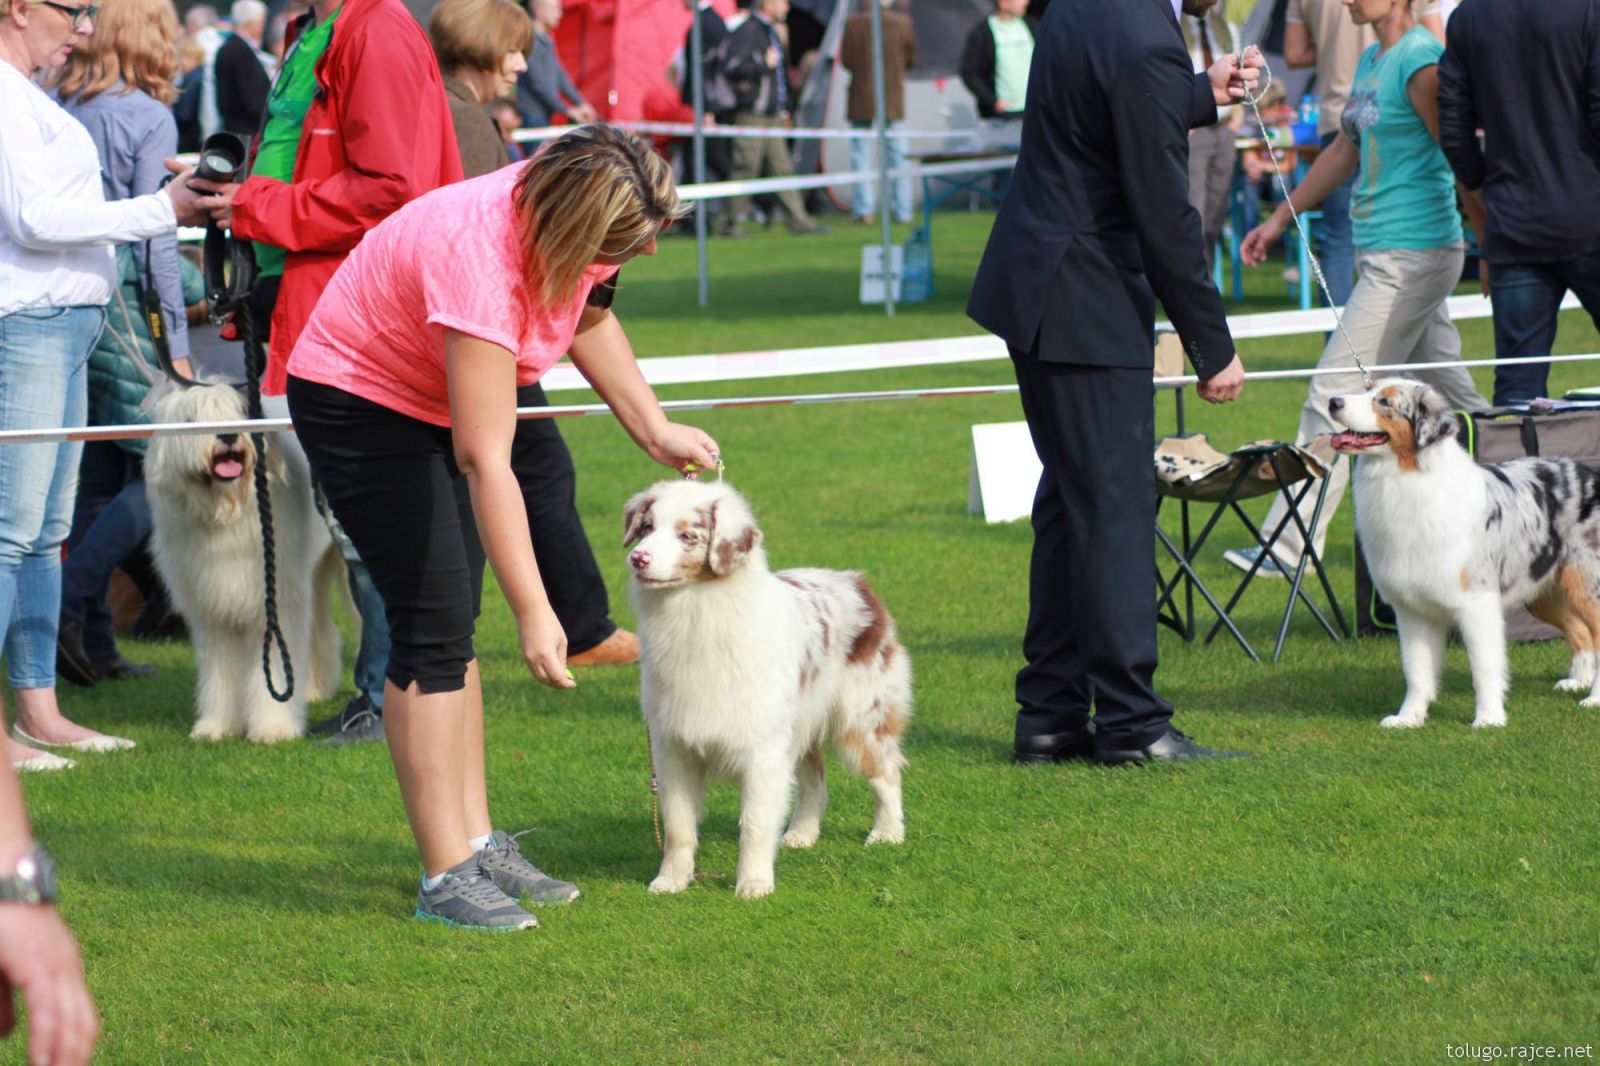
[13,213,1600,1064]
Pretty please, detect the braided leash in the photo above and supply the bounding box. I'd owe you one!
[1236,56,1374,389]
[240,307,294,703]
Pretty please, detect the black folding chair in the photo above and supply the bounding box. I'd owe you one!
[1156,439,1350,663]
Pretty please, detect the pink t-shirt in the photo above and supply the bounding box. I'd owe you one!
[287,162,615,427]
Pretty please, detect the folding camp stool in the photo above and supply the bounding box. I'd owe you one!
[1155,438,1350,662]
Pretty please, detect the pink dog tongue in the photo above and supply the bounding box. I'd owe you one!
[214,459,244,479]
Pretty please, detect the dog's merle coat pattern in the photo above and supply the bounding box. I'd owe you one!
[1332,378,1600,727]
[623,480,911,899]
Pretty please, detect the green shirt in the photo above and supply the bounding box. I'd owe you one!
[251,8,341,278]
[989,16,1032,114]
[1341,27,1462,251]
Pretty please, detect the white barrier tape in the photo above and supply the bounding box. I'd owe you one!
[678,154,1014,201]
[542,334,1003,392]
[7,352,1600,448]
[539,292,1580,392]
[513,121,1000,143]
[176,154,1015,243]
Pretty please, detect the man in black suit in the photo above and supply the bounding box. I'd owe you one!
[967,0,1255,766]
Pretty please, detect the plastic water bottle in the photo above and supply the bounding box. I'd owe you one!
[1298,93,1319,127]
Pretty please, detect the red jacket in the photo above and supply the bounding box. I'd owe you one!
[232,0,463,394]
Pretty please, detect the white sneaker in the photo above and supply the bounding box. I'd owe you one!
[1222,546,1288,579]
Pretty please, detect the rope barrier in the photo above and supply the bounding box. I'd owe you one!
[513,121,1005,143]
[7,352,1600,448]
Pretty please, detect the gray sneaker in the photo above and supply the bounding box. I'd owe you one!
[324,700,385,747]
[416,856,539,932]
[477,829,580,905]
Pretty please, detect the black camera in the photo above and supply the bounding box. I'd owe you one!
[194,132,249,185]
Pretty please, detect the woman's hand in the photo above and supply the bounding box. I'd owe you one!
[646,422,721,478]
[160,161,209,227]
[517,604,575,690]
[1240,212,1288,267]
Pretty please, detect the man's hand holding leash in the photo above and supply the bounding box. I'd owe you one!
[1198,354,1246,405]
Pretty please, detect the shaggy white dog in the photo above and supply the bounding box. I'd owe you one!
[145,384,343,743]
[624,480,912,900]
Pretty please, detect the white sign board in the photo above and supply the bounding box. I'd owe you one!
[969,421,1042,524]
[860,244,904,303]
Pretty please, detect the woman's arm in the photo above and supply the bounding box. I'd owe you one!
[1240,134,1359,265]
[445,330,574,689]
[0,108,187,250]
[567,306,721,473]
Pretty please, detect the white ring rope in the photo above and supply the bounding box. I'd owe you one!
[6,352,1600,448]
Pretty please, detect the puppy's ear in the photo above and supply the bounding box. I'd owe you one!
[622,490,655,547]
[706,495,762,575]
[1412,385,1460,451]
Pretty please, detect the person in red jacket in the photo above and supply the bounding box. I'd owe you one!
[194,0,462,745]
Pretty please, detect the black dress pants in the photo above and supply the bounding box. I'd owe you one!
[1010,350,1173,750]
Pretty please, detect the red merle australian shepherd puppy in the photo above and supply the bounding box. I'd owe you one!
[1330,377,1600,728]
[623,479,912,899]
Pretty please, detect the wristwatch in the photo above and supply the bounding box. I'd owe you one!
[0,846,59,905]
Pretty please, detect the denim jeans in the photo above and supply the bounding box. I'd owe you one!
[1489,253,1600,404]
[1317,130,1359,308]
[62,442,151,660]
[849,120,912,223]
[0,305,104,689]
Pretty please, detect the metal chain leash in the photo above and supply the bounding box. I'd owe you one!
[1237,57,1374,389]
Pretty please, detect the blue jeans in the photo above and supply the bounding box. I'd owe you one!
[1318,130,1358,308]
[1489,252,1600,404]
[62,442,150,660]
[0,305,103,689]
[849,120,912,223]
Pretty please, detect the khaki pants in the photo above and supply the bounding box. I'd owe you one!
[1264,245,1488,561]
[724,111,813,230]
[1187,122,1235,255]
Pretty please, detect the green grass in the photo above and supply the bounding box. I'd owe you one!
[15,215,1600,1064]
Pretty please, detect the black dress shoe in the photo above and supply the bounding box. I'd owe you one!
[1094,727,1247,766]
[92,655,157,680]
[55,617,99,687]
[1014,721,1096,764]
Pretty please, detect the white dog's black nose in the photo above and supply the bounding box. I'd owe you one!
[217,433,239,446]
[630,549,652,570]
[1328,397,1345,414]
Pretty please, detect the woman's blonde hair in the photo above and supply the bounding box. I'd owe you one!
[513,125,686,311]
[47,0,180,104]
[429,0,534,76]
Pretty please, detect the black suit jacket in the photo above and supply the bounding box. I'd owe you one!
[966,0,1234,378]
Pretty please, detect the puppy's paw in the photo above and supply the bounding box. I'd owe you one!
[647,874,690,895]
[735,878,775,900]
[1580,695,1600,709]
[1556,677,1591,693]
[1379,712,1425,729]
[864,826,904,845]
[780,827,820,849]
[1471,713,1508,728]
[190,718,232,742]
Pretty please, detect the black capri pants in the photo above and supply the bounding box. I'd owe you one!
[287,375,485,694]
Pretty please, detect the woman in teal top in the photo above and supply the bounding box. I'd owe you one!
[1225,0,1489,577]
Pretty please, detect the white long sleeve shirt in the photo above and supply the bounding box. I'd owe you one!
[0,60,176,316]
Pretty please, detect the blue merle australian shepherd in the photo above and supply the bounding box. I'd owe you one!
[1329,378,1600,729]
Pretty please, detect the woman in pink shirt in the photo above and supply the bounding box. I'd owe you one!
[287,126,718,932]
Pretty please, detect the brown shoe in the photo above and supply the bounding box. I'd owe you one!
[568,628,641,667]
